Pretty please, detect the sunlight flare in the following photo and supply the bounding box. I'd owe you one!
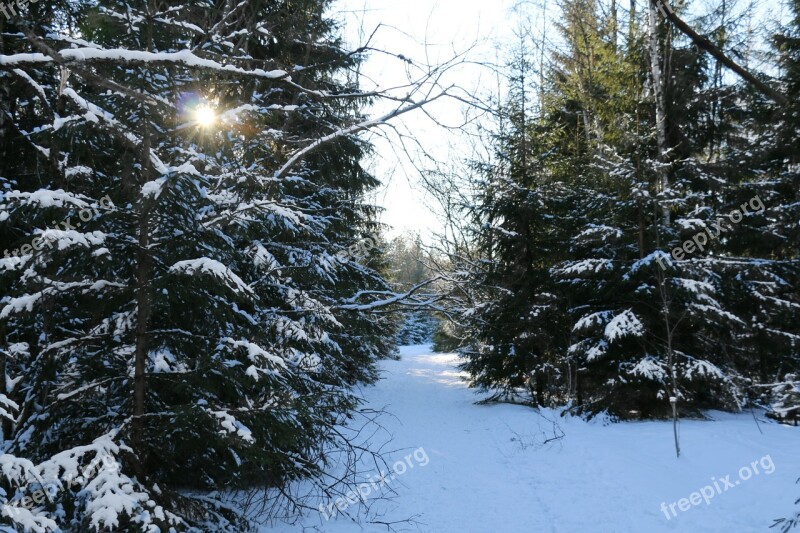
[194,104,217,128]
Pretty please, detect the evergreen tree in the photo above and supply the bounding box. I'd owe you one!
[385,233,438,345]
[763,0,800,527]
[450,0,800,424]
[0,0,396,528]
[456,36,576,405]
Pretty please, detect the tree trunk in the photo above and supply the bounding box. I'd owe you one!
[610,0,618,51]
[648,0,670,226]
[133,213,151,423]
[667,325,680,458]
[132,1,156,476]
[657,268,681,458]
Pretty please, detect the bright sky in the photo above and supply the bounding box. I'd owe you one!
[331,0,786,242]
[332,0,521,241]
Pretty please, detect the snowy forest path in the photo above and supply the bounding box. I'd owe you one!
[361,345,557,532]
[287,344,800,532]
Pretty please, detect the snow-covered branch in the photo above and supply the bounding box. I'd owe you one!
[338,276,446,311]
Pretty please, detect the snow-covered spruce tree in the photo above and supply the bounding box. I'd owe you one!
[0,0,396,529]
[1,3,149,530]
[545,132,749,420]
[395,311,436,346]
[456,38,577,406]
[762,0,800,528]
[734,0,800,426]
[546,0,799,420]
[456,0,800,421]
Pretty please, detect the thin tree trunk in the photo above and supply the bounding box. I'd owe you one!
[638,200,646,258]
[610,0,618,50]
[539,0,547,109]
[648,0,670,226]
[132,1,156,475]
[667,322,680,458]
[657,268,680,458]
[51,69,68,189]
[134,214,151,422]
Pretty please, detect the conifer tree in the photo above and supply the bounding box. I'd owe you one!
[0,0,398,528]
[449,0,800,423]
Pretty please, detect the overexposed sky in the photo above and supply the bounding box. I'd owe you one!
[332,0,522,241]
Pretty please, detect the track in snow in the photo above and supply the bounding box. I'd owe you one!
[280,345,800,532]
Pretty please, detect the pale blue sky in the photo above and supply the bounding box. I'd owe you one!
[333,0,520,240]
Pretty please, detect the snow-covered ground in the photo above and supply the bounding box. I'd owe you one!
[278,345,800,532]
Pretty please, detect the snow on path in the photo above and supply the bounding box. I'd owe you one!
[283,345,800,532]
